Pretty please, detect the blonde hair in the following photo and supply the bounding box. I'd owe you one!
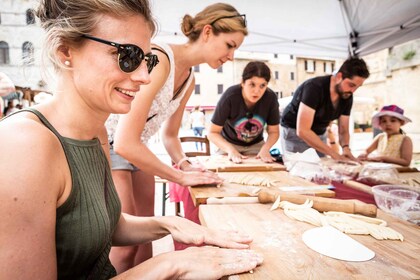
[36,0,156,71]
[181,3,248,42]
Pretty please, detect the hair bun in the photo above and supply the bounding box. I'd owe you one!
[181,14,195,37]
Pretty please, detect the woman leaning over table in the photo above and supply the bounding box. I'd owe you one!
[207,61,280,163]
[0,0,262,279]
[107,2,248,272]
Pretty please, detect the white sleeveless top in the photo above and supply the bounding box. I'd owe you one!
[106,42,194,145]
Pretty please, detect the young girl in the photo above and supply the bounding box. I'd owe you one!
[358,105,413,166]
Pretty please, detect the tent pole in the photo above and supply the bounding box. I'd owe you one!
[338,0,357,57]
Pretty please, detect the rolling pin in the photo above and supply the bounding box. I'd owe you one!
[258,189,377,217]
[343,180,374,195]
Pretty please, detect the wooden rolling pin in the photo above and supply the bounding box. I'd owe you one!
[258,189,377,217]
[343,180,374,195]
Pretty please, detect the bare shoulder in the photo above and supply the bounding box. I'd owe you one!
[0,112,64,277]
[0,112,67,200]
[402,135,413,144]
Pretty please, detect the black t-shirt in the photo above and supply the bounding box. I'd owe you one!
[281,75,352,135]
[211,84,280,146]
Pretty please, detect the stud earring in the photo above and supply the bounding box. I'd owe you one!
[64,60,70,66]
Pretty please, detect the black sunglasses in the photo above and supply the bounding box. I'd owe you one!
[210,14,247,28]
[81,34,159,73]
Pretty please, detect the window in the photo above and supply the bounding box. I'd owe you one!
[217,84,223,94]
[217,66,223,73]
[0,41,10,64]
[194,84,200,95]
[305,60,315,72]
[22,41,35,65]
[26,9,35,25]
[290,72,294,80]
[275,71,279,80]
[194,65,200,72]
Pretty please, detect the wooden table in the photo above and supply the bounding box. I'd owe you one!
[199,203,420,279]
[196,155,287,172]
[189,171,335,206]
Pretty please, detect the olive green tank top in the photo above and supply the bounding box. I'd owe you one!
[14,108,121,279]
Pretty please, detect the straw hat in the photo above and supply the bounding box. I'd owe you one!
[372,105,411,129]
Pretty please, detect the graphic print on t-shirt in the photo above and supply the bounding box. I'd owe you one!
[235,114,264,143]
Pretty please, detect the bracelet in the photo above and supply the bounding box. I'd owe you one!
[330,142,336,144]
[177,156,191,168]
[342,144,349,149]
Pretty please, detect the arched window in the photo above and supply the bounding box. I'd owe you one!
[26,9,35,25]
[0,41,10,64]
[22,41,35,65]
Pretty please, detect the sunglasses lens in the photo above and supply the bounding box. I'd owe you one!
[145,54,159,73]
[118,45,142,73]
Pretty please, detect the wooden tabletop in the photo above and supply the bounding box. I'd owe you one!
[196,155,287,172]
[199,203,420,279]
[189,171,335,206]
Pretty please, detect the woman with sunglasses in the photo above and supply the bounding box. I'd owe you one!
[0,0,263,278]
[108,3,248,271]
[207,61,280,163]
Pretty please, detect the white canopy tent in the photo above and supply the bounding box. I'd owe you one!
[150,0,420,58]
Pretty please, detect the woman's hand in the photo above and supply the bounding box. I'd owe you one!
[228,150,248,163]
[256,149,275,163]
[357,152,368,161]
[170,246,263,279]
[166,216,253,249]
[178,170,224,187]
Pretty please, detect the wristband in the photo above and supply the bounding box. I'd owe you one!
[330,142,336,144]
[342,144,349,149]
[177,156,191,168]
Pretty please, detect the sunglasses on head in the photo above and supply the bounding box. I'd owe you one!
[81,34,159,73]
[210,14,247,28]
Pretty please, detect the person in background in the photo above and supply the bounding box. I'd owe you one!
[108,3,247,271]
[0,0,263,278]
[0,72,15,97]
[280,57,370,160]
[207,61,280,163]
[358,105,413,166]
[0,72,16,118]
[190,105,206,150]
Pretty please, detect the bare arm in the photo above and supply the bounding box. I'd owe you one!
[256,124,279,162]
[337,115,357,160]
[112,214,262,279]
[368,136,413,166]
[115,247,262,280]
[357,135,380,160]
[0,116,66,279]
[161,79,197,169]
[296,103,344,159]
[207,122,247,163]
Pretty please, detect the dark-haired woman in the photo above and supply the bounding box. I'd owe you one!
[207,61,280,163]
